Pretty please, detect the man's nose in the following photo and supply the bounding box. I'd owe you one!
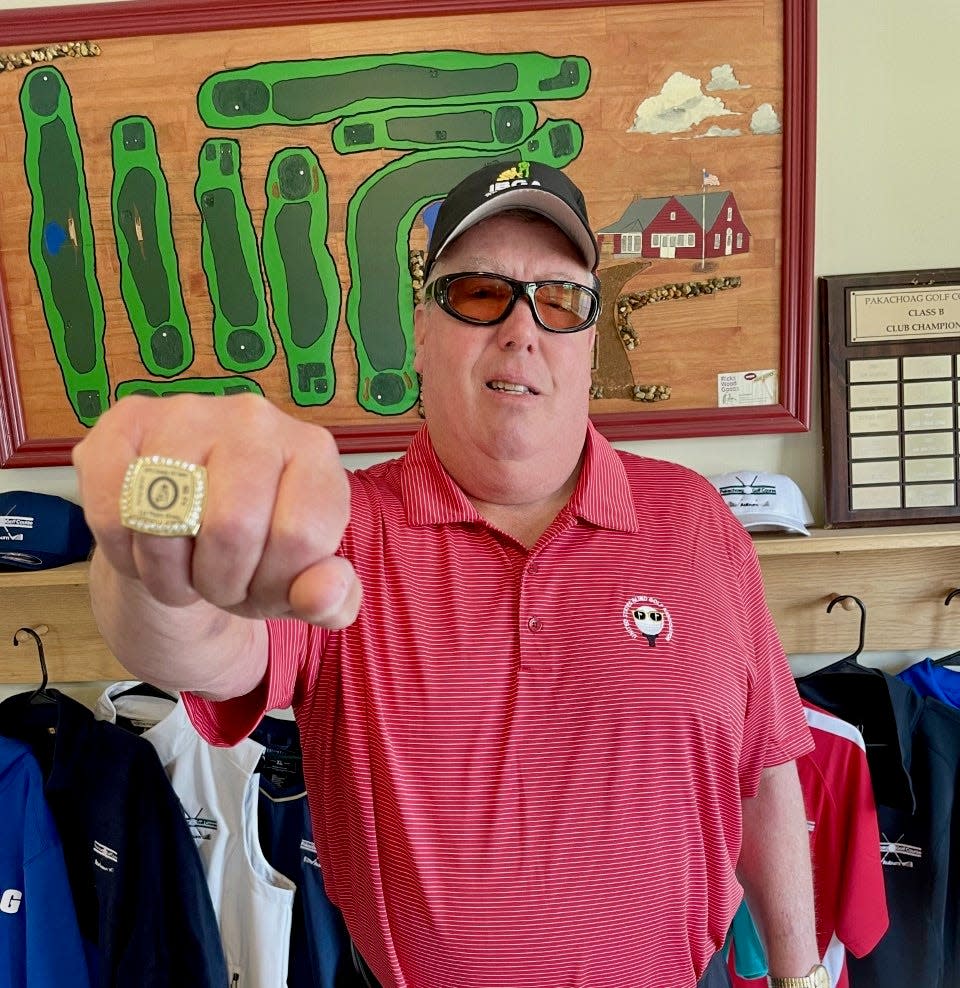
[496,293,540,351]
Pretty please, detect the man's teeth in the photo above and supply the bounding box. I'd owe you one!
[489,380,532,394]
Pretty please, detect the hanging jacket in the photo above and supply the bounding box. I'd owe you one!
[96,683,359,988]
[251,715,356,988]
[796,658,960,988]
[0,690,228,988]
[95,685,296,987]
[0,734,91,988]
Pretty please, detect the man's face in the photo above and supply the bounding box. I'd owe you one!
[414,213,597,479]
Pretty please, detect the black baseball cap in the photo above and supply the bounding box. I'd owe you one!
[423,160,599,278]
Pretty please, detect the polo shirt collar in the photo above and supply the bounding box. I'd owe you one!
[568,422,639,533]
[401,422,638,534]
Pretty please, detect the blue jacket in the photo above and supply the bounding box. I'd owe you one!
[0,735,90,987]
[0,691,227,987]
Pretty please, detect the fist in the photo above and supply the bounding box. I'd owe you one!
[72,392,361,627]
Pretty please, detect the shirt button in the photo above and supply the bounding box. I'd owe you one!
[529,562,540,574]
[527,617,542,632]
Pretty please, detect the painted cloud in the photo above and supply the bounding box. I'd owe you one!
[628,71,736,134]
[706,64,750,92]
[751,103,782,134]
[695,126,742,139]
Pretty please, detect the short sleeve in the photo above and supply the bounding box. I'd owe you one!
[183,617,319,746]
[735,548,814,797]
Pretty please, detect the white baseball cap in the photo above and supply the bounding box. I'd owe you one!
[707,471,814,536]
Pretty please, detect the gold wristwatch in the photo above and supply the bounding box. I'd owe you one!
[768,965,829,988]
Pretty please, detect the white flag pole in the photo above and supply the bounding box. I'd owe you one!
[700,176,707,271]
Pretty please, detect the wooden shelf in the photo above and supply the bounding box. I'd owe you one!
[2,527,960,683]
[0,561,92,588]
[754,526,960,654]
[752,524,960,556]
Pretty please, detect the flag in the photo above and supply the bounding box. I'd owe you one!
[702,169,720,187]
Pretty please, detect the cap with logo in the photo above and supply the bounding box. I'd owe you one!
[0,491,94,570]
[422,160,599,278]
[707,471,815,536]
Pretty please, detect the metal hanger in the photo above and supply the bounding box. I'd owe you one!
[12,626,57,704]
[826,594,866,663]
[933,590,960,666]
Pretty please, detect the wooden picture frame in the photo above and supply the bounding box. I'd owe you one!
[820,268,960,527]
[0,0,816,467]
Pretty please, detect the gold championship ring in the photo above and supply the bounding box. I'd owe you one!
[120,455,207,537]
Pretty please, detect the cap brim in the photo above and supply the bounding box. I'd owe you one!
[435,186,598,271]
[740,517,811,536]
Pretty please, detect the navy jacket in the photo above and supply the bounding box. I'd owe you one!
[797,658,960,988]
[0,690,227,988]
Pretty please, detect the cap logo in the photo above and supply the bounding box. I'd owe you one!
[0,511,32,541]
[496,161,531,182]
[716,481,777,496]
[485,160,541,198]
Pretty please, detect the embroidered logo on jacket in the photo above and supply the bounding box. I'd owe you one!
[93,840,118,873]
[622,594,673,647]
[880,833,922,868]
[300,838,321,870]
[0,889,23,914]
[183,806,219,842]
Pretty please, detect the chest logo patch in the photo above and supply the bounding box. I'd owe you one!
[622,594,673,647]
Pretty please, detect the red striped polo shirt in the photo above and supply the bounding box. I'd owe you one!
[185,423,813,988]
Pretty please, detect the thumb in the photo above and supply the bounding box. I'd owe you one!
[288,555,363,629]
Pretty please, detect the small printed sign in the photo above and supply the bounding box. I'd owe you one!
[850,284,960,343]
[717,369,778,407]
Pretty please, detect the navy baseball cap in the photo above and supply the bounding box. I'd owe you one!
[0,491,94,570]
[423,160,599,278]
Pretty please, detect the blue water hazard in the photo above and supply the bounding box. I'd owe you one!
[43,220,68,255]
[422,200,442,240]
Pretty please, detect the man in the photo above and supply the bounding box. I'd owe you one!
[74,161,825,988]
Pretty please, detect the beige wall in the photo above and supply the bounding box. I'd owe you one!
[1,0,958,523]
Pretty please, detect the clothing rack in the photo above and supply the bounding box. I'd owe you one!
[2,524,960,682]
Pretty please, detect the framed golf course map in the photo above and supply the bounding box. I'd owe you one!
[0,0,815,465]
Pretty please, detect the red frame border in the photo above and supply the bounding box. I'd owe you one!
[0,0,816,466]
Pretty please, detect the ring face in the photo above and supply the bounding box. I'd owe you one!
[120,456,207,537]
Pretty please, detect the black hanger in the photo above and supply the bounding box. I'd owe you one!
[826,594,866,663]
[933,590,960,666]
[111,681,177,703]
[13,627,57,704]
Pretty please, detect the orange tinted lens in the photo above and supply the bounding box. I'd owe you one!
[445,275,513,322]
[533,283,595,330]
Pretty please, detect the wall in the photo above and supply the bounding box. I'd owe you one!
[2,0,959,677]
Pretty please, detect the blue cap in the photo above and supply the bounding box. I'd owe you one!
[0,491,94,570]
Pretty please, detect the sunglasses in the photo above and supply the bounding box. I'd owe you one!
[424,272,600,334]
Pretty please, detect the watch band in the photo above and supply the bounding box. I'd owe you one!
[768,964,829,988]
